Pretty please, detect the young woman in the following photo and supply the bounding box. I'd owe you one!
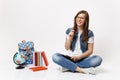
[52,10,102,75]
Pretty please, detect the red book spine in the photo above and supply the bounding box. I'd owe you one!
[41,51,48,66]
[29,66,47,72]
[35,52,38,66]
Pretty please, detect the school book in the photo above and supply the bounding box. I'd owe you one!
[29,66,47,72]
[34,52,38,66]
[41,51,48,66]
[40,51,43,66]
[34,51,48,66]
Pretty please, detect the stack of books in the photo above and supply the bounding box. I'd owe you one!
[29,51,48,72]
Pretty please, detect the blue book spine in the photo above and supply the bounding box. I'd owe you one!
[40,52,43,66]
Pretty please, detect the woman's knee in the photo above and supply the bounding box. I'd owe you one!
[95,55,102,64]
[91,55,103,67]
[52,53,62,63]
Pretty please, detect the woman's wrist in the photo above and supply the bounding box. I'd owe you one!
[78,55,83,60]
[67,35,73,41]
[66,38,73,43]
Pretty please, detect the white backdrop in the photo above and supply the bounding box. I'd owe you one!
[0,0,120,67]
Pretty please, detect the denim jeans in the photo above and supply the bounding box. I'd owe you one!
[52,53,102,72]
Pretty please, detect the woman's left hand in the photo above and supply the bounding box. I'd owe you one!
[71,56,81,62]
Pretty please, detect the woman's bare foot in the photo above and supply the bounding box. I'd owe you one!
[75,67,96,75]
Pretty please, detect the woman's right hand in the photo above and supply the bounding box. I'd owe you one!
[65,29,75,50]
[68,29,75,40]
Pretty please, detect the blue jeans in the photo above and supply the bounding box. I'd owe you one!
[52,53,102,72]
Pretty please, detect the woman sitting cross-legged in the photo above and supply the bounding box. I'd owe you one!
[52,10,102,75]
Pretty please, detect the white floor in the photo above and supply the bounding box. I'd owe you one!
[1,55,120,80]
